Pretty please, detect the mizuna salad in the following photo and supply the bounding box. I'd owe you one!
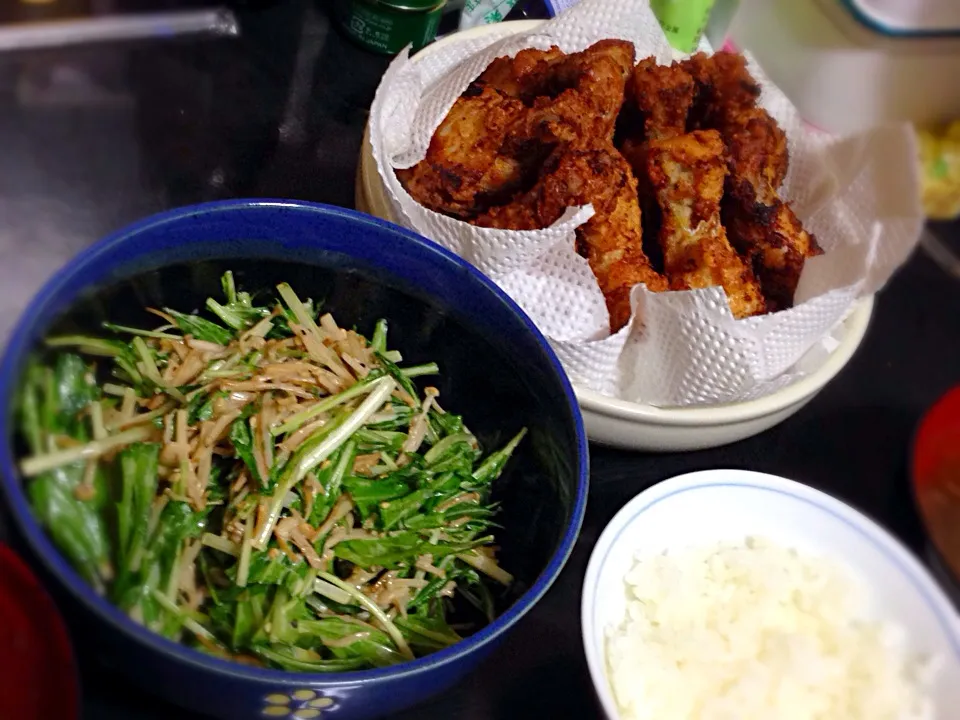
[17,272,524,671]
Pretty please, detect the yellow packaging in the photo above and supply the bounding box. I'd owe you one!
[919,121,960,221]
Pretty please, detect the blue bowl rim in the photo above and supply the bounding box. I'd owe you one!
[0,199,590,688]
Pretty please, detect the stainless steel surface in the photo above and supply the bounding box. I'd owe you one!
[0,2,340,345]
[922,226,960,280]
[0,9,238,51]
[0,76,160,340]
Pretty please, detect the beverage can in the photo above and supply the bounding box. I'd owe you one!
[651,0,717,53]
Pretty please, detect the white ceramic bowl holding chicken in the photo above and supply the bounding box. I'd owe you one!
[355,21,874,452]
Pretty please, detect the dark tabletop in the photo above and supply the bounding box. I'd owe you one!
[0,2,959,718]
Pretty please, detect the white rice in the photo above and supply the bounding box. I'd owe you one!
[605,537,939,720]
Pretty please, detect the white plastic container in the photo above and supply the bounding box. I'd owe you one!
[727,0,960,134]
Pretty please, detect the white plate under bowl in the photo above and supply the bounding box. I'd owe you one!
[582,469,960,719]
[357,20,875,452]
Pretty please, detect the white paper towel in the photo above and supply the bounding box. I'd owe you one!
[369,0,923,407]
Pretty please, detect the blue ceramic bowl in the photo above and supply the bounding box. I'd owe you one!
[0,201,589,720]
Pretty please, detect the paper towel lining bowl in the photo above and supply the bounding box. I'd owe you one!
[356,20,875,452]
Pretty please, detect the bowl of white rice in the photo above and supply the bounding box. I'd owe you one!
[581,470,960,720]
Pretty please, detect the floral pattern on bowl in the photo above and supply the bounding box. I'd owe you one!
[261,689,334,718]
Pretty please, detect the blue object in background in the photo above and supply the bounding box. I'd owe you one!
[838,0,960,38]
[504,0,576,18]
[504,0,553,20]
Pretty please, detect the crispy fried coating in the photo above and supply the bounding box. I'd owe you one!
[629,56,696,141]
[477,46,565,98]
[720,106,789,190]
[719,106,822,310]
[401,44,822,327]
[686,55,787,193]
[477,146,668,332]
[722,190,818,312]
[616,58,700,278]
[681,52,821,310]
[646,129,766,319]
[682,51,761,127]
[395,84,532,218]
[505,40,636,147]
[399,41,635,218]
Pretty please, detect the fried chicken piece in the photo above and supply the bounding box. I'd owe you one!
[399,42,634,218]
[395,84,532,218]
[720,106,789,190]
[690,55,787,192]
[629,56,697,142]
[682,51,761,129]
[620,57,697,252]
[719,106,821,311]
[646,129,766,319]
[682,52,822,310]
[504,40,636,148]
[477,46,565,98]
[722,193,819,312]
[616,58,699,277]
[477,146,668,332]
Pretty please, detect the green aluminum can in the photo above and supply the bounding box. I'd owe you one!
[335,0,447,55]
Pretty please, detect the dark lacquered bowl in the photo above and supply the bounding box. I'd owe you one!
[912,385,960,604]
[0,200,588,720]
